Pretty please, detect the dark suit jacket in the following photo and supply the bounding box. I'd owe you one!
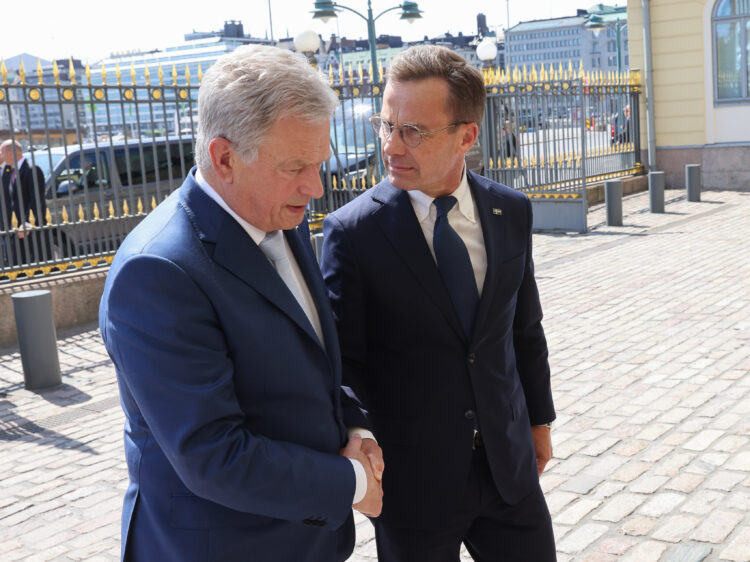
[99,169,368,561]
[320,170,554,529]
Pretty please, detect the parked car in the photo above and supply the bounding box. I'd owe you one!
[322,99,378,189]
[25,137,194,258]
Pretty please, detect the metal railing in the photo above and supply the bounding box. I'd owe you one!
[0,58,641,281]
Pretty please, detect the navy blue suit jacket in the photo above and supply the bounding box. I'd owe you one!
[321,170,554,529]
[100,170,367,561]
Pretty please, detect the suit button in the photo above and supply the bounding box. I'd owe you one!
[464,409,475,420]
[467,353,476,364]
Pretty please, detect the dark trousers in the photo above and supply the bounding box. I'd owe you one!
[374,447,556,562]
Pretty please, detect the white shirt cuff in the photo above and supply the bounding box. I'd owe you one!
[347,427,377,443]
[349,459,367,505]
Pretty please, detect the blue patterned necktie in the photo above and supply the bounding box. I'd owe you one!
[433,196,479,338]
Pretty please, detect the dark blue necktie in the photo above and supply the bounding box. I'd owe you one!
[433,196,479,338]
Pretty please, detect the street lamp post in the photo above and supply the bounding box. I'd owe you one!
[586,15,626,73]
[311,1,423,84]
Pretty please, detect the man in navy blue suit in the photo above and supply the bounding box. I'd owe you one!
[100,45,383,561]
[321,45,556,561]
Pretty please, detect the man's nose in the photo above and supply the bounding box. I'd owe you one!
[382,129,406,155]
[300,167,324,199]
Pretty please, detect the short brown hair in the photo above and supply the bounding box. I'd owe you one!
[386,45,485,125]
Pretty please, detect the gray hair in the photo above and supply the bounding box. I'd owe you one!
[195,45,338,169]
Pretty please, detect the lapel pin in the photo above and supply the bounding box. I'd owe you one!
[492,208,503,216]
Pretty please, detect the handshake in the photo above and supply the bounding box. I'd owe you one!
[340,433,384,517]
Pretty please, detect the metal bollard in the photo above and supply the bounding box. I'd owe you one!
[686,164,702,202]
[605,179,623,226]
[11,290,62,390]
[649,171,665,213]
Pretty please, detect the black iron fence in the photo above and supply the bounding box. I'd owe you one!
[0,58,640,281]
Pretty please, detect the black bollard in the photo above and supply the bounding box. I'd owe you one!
[686,164,702,202]
[11,290,62,390]
[649,171,665,213]
[605,180,623,226]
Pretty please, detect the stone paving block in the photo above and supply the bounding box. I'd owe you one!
[592,493,646,522]
[656,453,697,476]
[665,544,713,562]
[581,437,621,457]
[726,451,750,471]
[711,432,746,451]
[621,540,669,562]
[726,490,750,511]
[545,491,579,516]
[628,474,670,494]
[553,456,593,475]
[612,461,652,483]
[652,515,702,543]
[620,517,659,537]
[690,509,744,543]
[665,472,705,493]
[540,473,568,493]
[718,525,750,561]
[682,429,724,451]
[638,492,686,517]
[556,523,609,554]
[663,432,692,446]
[704,470,746,492]
[596,536,638,555]
[681,489,726,515]
[593,481,626,500]
[554,499,602,526]
[560,474,604,495]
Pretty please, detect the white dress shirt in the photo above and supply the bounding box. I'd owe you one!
[194,169,368,504]
[407,166,488,296]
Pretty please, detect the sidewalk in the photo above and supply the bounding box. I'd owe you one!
[1,188,748,561]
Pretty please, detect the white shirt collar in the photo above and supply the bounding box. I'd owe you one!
[407,165,475,224]
[194,168,267,246]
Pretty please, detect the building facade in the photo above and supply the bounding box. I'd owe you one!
[507,4,629,73]
[627,0,750,188]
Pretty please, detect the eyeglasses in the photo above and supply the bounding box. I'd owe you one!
[369,115,469,148]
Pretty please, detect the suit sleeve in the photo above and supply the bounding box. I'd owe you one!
[101,252,356,528]
[513,197,555,425]
[30,165,47,225]
[320,214,371,409]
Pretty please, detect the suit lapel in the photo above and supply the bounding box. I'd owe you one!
[286,224,341,361]
[468,171,506,339]
[371,182,466,342]
[178,174,322,348]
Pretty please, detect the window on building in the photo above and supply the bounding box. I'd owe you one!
[713,0,750,102]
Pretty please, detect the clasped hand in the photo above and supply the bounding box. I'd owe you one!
[340,434,384,517]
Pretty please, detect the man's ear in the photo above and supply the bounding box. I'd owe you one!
[208,137,234,183]
[459,122,479,154]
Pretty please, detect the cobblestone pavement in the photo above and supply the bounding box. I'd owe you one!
[1,188,748,561]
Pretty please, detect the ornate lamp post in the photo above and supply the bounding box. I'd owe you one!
[311,0,423,84]
[476,37,499,68]
[294,29,322,67]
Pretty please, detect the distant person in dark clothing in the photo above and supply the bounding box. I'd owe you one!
[615,105,631,144]
[0,140,47,266]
